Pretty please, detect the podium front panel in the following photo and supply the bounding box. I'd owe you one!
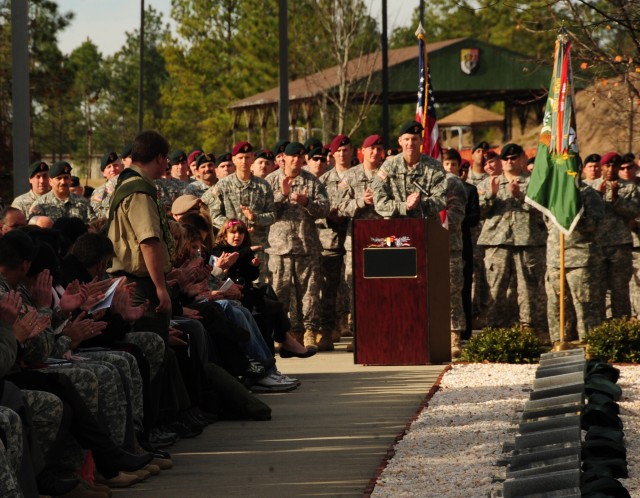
[353,218,448,365]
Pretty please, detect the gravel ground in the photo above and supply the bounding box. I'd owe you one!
[371,363,638,498]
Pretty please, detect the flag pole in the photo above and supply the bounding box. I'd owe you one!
[416,23,428,152]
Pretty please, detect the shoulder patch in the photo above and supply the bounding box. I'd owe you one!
[338,180,349,190]
[377,169,388,181]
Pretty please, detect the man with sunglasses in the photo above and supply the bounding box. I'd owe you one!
[592,152,640,319]
[476,143,548,334]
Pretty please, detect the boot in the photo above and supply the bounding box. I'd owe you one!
[339,314,353,337]
[451,330,462,359]
[303,330,318,350]
[292,331,304,346]
[316,331,335,351]
[331,329,342,343]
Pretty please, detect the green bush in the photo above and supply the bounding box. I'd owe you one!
[461,325,543,363]
[585,318,640,363]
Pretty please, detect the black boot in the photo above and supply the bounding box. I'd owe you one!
[36,469,79,496]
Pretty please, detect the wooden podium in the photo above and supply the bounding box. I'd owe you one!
[353,218,450,365]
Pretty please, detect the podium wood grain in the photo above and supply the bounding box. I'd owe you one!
[353,218,451,365]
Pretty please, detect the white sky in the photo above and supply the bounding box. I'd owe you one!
[56,0,418,56]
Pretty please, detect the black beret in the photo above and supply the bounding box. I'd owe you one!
[399,120,424,136]
[28,160,49,178]
[49,161,72,178]
[304,137,323,152]
[308,145,328,159]
[499,143,524,159]
[100,151,119,171]
[255,149,275,161]
[284,142,306,156]
[584,154,601,165]
[272,140,290,156]
[215,152,232,167]
[120,143,133,159]
[196,153,216,167]
[472,141,490,152]
[169,149,187,165]
[70,176,81,187]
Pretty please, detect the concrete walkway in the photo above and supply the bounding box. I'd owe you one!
[125,341,446,497]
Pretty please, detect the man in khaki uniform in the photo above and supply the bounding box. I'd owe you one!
[107,130,173,337]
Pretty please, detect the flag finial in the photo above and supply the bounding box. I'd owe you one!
[415,22,425,39]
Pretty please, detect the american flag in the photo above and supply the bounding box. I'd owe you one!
[415,24,441,160]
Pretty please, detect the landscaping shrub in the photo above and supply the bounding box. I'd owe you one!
[461,325,543,363]
[586,318,640,363]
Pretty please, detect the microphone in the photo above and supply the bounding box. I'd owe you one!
[411,178,429,197]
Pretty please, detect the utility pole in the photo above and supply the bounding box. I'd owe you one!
[138,0,145,132]
[12,0,29,198]
[381,0,389,148]
[278,0,289,141]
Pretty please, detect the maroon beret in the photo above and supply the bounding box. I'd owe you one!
[187,150,203,165]
[600,152,621,166]
[330,134,351,154]
[232,141,253,156]
[362,134,383,149]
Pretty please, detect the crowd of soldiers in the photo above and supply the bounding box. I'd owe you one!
[0,119,639,496]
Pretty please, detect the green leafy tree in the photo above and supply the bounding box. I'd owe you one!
[67,40,108,176]
[93,5,169,154]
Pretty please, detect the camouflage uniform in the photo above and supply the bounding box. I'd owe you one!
[21,389,63,460]
[265,168,329,332]
[477,173,548,329]
[337,164,383,333]
[11,190,41,217]
[158,177,188,203]
[124,331,165,381]
[631,218,640,317]
[183,179,212,198]
[466,170,490,324]
[0,406,22,485]
[371,152,447,219]
[83,350,144,436]
[0,437,20,498]
[207,174,275,282]
[545,184,605,342]
[29,191,95,222]
[591,178,640,318]
[317,167,350,334]
[445,173,468,332]
[91,179,118,219]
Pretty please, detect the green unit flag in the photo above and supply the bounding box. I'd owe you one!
[525,30,583,236]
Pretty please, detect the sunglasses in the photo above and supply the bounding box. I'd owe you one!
[310,157,327,162]
[618,165,636,171]
[503,155,519,161]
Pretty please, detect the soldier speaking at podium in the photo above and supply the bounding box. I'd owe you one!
[372,120,447,219]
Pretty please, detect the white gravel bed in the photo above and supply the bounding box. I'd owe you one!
[372,363,640,497]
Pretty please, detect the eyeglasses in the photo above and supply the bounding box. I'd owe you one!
[619,165,636,171]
